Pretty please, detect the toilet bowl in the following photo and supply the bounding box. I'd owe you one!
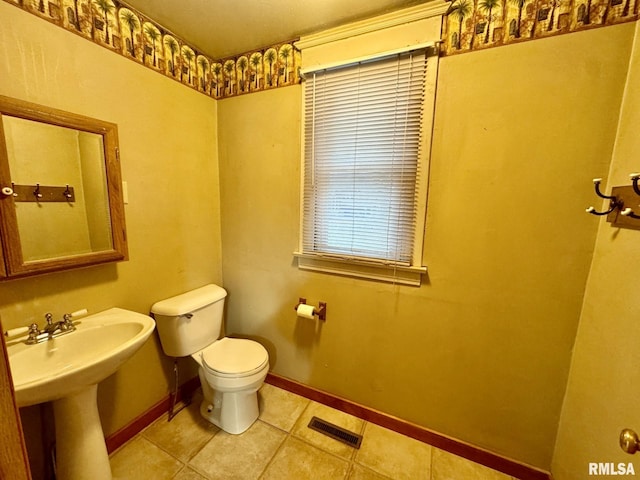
[193,337,268,433]
[151,285,269,434]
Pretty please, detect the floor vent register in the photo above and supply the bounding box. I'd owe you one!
[307,416,363,449]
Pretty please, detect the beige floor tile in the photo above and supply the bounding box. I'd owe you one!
[347,463,393,480]
[143,399,219,462]
[110,436,183,480]
[188,420,286,480]
[258,383,310,432]
[355,423,431,480]
[291,401,365,460]
[173,466,208,480]
[114,385,515,480]
[261,436,350,480]
[431,448,513,480]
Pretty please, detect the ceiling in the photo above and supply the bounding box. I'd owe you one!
[123,0,427,59]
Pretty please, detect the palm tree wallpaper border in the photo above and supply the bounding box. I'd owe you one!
[443,0,638,55]
[1,0,300,99]
[3,0,637,92]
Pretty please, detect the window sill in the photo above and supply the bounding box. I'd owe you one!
[293,252,426,286]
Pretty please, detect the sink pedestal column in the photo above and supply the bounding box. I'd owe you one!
[53,384,112,480]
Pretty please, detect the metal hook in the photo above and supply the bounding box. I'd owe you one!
[33,183,42,200]
[586,178,619,216]
[621,208,640,219]
[630,173,640,197]
[63,184,72,200]
[618,173,640,218]
[593,178,616,200]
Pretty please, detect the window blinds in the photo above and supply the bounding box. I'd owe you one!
[301,49,427,265]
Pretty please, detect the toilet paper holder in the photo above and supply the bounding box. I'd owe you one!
[294,297,327,321]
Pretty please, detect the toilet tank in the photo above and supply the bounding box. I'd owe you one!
[151,284,227,357]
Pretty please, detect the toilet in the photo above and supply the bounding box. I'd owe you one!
[151,284,269,434]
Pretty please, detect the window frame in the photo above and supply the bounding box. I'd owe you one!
[295,44,439,286]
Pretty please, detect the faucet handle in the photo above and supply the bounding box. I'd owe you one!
[63,309,87,321]
[61,310,85,331]
[61,314,74,331]
[26,323,40,344]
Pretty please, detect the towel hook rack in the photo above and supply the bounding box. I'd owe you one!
[10,183,76,202]
[586,175,640,229]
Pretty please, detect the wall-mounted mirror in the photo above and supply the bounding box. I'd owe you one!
[0,96,127,279]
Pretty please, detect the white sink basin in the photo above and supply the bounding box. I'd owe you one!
[7,307,156,480]
[8,307,155,407]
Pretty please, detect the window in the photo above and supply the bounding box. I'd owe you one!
[296,48,435,286]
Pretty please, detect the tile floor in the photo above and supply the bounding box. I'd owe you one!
[109,383,519,480]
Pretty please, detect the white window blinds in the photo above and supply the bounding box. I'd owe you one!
[301,49,428,266]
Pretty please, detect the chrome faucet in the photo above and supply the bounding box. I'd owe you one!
[42,313,60,336]
[24,312,78,344]
[3,310,84,345]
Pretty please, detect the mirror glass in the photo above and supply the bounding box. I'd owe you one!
[0,95,127,279]
[2,116,113,262]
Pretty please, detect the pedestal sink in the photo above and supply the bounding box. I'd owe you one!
[7,308,156,480]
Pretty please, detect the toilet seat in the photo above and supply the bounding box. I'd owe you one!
[200,337,268,378]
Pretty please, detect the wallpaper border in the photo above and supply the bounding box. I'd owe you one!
[1,0,300,99]
[2,0,637,96]
[442,0,638,55]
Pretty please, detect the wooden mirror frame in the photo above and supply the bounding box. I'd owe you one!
[0,96,127,279]
[0,324,30,479]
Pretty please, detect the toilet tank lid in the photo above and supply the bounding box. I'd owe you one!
[151,284,227,316]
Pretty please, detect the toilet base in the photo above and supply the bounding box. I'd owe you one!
[197,368,262,434]
[199,390,259,434]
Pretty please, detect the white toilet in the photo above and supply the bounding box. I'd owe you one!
[151,284,269,434]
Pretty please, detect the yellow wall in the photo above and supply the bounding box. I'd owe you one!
[552,22,640,480]
[0,0,221,452]
[217,23,635,469]
[2,0,639,473]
